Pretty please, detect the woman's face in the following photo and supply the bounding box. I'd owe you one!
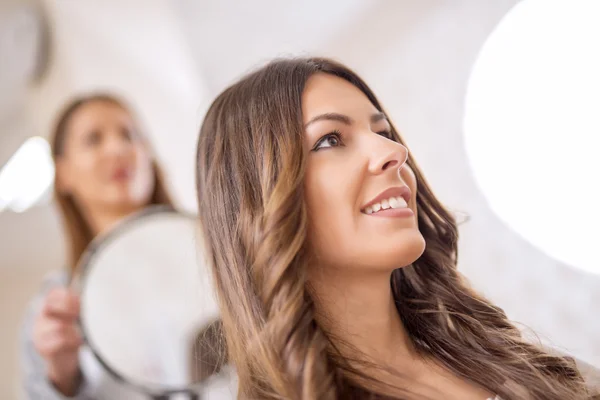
[56,100,155,213]
[303,73,425,274]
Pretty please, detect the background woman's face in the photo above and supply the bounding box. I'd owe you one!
[56,100,155,213]
[302,74,425,274]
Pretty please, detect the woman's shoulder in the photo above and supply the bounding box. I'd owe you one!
[38,269,70,290]
[35,269,70,298]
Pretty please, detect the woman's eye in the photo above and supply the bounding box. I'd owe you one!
[120,127,133,142]
[313,131,343,151]
[377,130,393,140]
[85,131,101,146]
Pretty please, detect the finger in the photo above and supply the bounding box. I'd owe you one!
[37,318,65,338]
[38,328,83,357]
[45,320,80,340]
[33,315,67,345]
[44,289,80,319]
[35,318,80,347]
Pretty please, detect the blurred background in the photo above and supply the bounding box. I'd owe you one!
[1,0,598,398]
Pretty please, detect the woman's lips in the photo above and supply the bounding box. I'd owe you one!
[110,167,131,181]
[364,207,414,218]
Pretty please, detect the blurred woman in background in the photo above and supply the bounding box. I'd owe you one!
[20,94,173,398]
[196,57,599,399]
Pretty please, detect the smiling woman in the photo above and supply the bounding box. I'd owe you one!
[301,73,425,277]
[195,57,598,399]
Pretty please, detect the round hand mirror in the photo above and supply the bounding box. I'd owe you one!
[72,206,229,399]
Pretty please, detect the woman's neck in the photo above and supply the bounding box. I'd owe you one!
[84,203,143,236]
[309,268,497,400]
[310,268,418,369]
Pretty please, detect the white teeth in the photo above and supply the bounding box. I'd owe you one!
[395,197,408,208]
[363,196,408,214]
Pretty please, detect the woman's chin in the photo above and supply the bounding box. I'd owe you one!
[387,231,427,269]
[98,196,147,214]
[100,186,152,210]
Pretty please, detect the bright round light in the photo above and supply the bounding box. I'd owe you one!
[464,0,600,274]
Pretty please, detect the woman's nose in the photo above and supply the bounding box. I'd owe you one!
[367,137,408,176]
[103,134,130,156]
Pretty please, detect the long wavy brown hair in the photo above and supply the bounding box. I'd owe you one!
[195,58,592,399]
[51,94,173,275]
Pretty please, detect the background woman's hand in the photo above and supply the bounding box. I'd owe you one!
[32,287,83,395]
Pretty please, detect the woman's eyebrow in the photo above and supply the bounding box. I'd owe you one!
[304,112,387,128]
[304,112,352,129]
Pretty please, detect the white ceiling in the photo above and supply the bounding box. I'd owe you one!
[172,0,375,95]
